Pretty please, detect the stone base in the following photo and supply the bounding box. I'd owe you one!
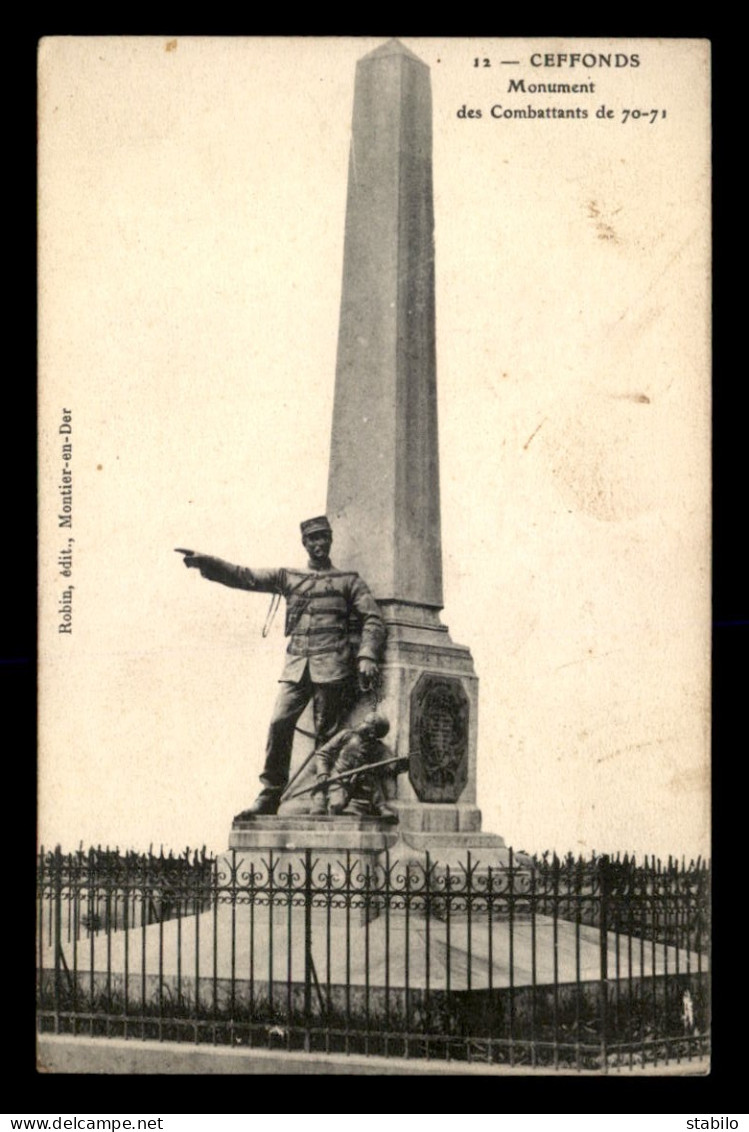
[226,812,519,875]
[48,900,703,993]
[389,830,518,873]
[376,602,481,831]
[387,801,484,834]
[225,811,519,876]
[227,814,400,874]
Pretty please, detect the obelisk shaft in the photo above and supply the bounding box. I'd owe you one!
[327,40,443,609]
[324,41,500,849]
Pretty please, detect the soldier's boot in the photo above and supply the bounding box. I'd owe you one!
[309,779,328,816]
[328,784,349,815]
[234,787,283,819]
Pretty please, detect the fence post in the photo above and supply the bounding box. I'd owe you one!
[598,853,610,1072]
[304,847,312,1052]
[53,846,63,1032]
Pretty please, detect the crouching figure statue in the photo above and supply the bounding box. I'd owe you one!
[311,712,401,817]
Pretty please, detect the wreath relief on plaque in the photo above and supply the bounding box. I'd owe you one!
[408,674,470,803]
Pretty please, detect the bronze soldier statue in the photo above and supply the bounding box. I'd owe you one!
[312,711,395,817]
[178,516,385,816]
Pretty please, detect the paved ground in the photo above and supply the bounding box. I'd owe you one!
[37,1034,711,1076]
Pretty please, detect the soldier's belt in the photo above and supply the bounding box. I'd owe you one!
[285,621,347,640]
[288,639,348,656]
[307,597,349,612]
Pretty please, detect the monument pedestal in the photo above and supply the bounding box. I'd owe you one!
[227,814,400,875]
[364,601,509,866]
[378,602,481,821]
[228,601,511,868]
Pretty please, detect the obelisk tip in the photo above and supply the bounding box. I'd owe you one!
[359,38,427,65]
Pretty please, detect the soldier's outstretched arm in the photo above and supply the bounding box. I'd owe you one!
[176,550,285,594]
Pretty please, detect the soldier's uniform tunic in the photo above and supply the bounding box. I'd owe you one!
[193,556,386,791]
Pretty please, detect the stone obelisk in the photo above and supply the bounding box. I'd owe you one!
[327,40,505,859]
[328,39,442,610]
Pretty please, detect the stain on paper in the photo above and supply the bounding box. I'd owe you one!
[668,765,710,795]
[523,418,547,451]
[587,199,621,243]
[612,392,651,404]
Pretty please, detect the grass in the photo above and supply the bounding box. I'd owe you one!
[37,971,709,1071]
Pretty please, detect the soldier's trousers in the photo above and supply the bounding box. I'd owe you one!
[260,669,348,791]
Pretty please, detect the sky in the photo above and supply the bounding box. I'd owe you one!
[38,37,711,861]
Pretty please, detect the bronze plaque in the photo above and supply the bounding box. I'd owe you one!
[409,674,469,802]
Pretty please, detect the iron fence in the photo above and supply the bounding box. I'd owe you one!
[36,845,710,1071]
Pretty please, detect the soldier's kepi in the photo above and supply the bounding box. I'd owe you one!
[177,516,386,815]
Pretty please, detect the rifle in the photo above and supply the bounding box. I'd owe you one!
[284,755,409,802]
[279,744,318,803]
